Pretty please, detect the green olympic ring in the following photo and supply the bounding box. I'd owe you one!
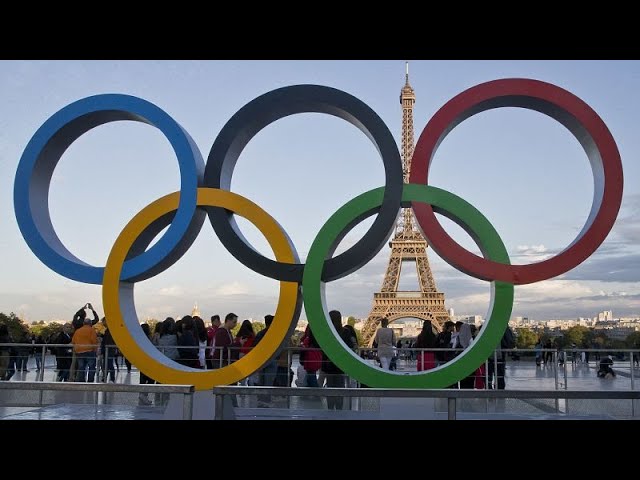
[303,183,514,388]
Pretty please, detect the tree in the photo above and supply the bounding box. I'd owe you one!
[40,322,63,341]
[515,328,537,349]
[0,312,29,340]
[625,331,640,349]
[29,322,64,343]
[554,335,568,349]
[252,322,265,336]
[609,338,627,351]
[563,326,591,347]
[592,332,608,349]
[540,333,553,344]
[232,321,265,337]
[347,316,357,327]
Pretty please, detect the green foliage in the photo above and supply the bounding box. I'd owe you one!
[539,332,553,344]
[554,335,568,349]
[347,316,357,327]
[30,322,63,341]
[609,338,627,350]
[515,328,538,349]
[0,312,29,340]
[592,332,608,348]
[231,321,265,337]
[252,322,265,335]
[625,331,640,348]
[562,325,591,348]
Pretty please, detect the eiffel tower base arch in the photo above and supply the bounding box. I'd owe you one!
[361,292,450,345]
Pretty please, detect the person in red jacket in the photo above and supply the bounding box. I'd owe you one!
[234,320,256,360]
[212,313,238,368]
[206,315,221,369]
[300,326,322,387]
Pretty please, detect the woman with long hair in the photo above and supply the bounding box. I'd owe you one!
[416,320,436,372]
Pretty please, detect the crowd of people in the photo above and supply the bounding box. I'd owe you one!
[7,304,624,409]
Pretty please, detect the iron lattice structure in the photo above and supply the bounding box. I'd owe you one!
[361,65,450,344]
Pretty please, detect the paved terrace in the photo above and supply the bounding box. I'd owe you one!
[0,355,638,420]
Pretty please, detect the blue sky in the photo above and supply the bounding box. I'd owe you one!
[1,60,639,323]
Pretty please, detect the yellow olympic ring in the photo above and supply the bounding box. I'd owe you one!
[102,188,299,390]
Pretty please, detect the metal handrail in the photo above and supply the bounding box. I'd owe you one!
[3,343,639,355]
[211,386,640,420]
[0,381,195,419]
[211,385,640,399]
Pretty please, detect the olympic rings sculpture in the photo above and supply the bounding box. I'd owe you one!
[14,79,623,391]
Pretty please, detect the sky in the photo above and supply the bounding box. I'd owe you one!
[1,60,639,324]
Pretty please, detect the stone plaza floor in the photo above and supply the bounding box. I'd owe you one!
[1,355,638,420]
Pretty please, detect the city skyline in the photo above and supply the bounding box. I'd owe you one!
[1,60,639,323]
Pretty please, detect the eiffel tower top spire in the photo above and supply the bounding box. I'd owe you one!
[402,61,413,91]
[395,62,419,239]
[400,61,415,182]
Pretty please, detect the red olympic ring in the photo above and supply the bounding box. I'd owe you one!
[410,78,623,285]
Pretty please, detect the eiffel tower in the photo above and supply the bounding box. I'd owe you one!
[361,63,450,345]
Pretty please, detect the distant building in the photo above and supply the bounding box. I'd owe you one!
[594,320,617,331]
[576,317,595,327]
[597,310,613,322]
[460,315,482,325]
[192,302,201,318]
[607,327,636,341]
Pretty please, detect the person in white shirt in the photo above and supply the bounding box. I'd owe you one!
[374,318,395,371]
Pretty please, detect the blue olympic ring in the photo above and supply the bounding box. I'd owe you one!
[14,94,205,284]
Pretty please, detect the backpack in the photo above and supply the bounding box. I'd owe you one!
[501,327,516,349]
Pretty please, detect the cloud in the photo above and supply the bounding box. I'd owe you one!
[508,282,640,319]
[562,254,640,282]
[575,291,640,301]
[511,244,554,262]
[515,244,548,255]
[588,241,632,256]
[445,281,598,318]
[516,280,595,300]
[0,289,102,323]
[35,294,74,307]
[449,292,491,308]
[610,193,640,246]
[215,281,249,296]
[139,304,184,320]
[615,216,640,246]
[157,286,185,296]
